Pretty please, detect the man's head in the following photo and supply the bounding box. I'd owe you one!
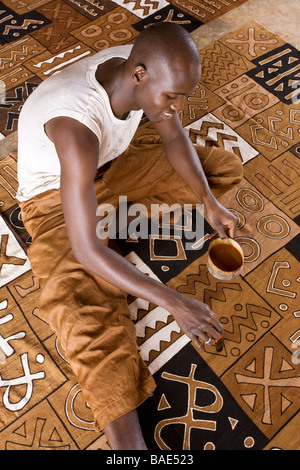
[127,23,201,123]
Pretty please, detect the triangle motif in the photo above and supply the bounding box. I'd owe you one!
[288,57,298,64]
[241,394,256,411]
[289,79,299,87]
[274,83,284,91]
[49,427,63,443]
[158,393,171,411]
[280,358,294,372]
[228,416,239,430]
[281,394,292,413]
[13,422,27,438]
[245,359,256,373]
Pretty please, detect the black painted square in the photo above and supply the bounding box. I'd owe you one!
[132,5,203,33]
[0,2,52,45]
[138,343,269,450]
[247,44,300,105]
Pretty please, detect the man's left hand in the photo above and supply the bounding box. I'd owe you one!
[205,198,238,240]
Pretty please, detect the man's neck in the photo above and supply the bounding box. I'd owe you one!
[96,58,134,120]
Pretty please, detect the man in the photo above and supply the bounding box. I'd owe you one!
[17,23,243,449]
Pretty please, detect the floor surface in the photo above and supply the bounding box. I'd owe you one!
[191,0,300,50]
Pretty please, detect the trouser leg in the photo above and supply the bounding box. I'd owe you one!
[18,142,242,430]
[102,143,243,205]
[19,180,156,431]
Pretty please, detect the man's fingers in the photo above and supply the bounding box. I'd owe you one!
[208,208,239,241]
[192,318,223,348]
[215,222,228,240]
[228,222,235,239]
[206,322,223,340]
[228,213,238,239]
[192,335,204,351]
[193,331,219,352]
[210,313,224,337]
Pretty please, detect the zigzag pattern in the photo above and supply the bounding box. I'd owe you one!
[189,123,237,142]
[225,304,272,344]
[202,43,249,87]
[147,328,183,364]
[32,45,82,69]
[0,46,29,70]
[140,320,181,362]
[176,265,211,295]
[123,0,159,16]
[189,125,242,158]
[135,305,170,339]
[3,19,44,36]
[203,282,242,306]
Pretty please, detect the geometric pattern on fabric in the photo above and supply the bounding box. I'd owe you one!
[0,0,300,450]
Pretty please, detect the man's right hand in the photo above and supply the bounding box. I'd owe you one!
[169,293,223,351]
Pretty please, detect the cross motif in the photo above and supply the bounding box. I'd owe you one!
[155,364,223,450]
[226,27,278,57]
[236,346,300,424]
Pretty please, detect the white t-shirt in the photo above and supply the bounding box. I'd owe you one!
[17,45,143,201]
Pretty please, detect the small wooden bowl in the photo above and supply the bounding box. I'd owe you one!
[207,237,244,280]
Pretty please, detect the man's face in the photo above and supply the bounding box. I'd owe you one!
[134,58,200,123]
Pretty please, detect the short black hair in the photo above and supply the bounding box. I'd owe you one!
[131,22,200,70]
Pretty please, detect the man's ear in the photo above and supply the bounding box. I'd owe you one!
[132,65,147,83]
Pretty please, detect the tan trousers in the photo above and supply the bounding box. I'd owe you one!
[19,143,243,430]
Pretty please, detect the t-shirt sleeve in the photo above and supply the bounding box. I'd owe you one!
[41,108,102,143]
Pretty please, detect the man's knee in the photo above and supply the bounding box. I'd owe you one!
[228,151,243,186]
[198,146,244,197]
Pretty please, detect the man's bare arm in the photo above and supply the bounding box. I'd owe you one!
[154,113,238,239]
